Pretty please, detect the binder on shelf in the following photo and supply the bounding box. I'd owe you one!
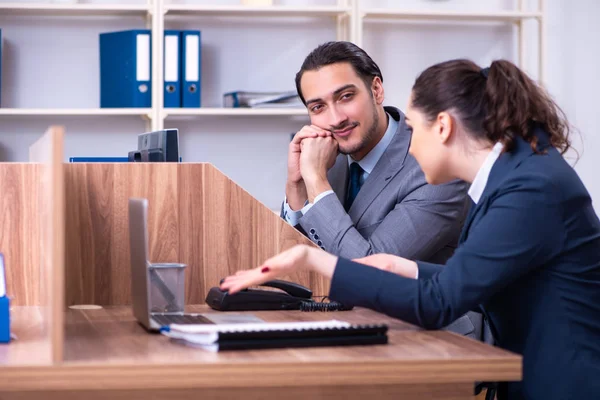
[99,29,152,108]
[180,30,201,108]
[69,157,129,162]
[223,91,302,108]
[164,30,181,108]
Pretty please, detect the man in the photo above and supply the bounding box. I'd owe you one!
[280,41,479,340]
[282,41,469,264]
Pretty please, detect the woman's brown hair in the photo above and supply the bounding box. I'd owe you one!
[410,59,571,155]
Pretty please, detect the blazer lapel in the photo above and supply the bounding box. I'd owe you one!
[348,107,411,223]
[458,134,538,244]
[458,199,477,244]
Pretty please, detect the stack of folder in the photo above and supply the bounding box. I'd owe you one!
[161,320,388,351]
[223,90,303,108]
[99,29,202,108]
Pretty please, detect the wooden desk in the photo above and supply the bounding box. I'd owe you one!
[0,305,521,400]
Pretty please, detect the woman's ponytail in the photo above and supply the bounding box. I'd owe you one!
[483,60,571,154]
[411,59,571,154]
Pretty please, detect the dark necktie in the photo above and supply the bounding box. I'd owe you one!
[345,162,364,211]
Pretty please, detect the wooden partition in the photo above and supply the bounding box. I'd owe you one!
[0,163,41,306]
[29,125,65,364]
[0,126,66,363]
[64,162,325,306]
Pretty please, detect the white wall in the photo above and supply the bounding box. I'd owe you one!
[0,0,598,215]
[544,0,600,215]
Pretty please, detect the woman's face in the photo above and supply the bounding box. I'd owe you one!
[405,93,453,185]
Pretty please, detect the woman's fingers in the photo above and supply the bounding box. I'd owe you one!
[220,245,310,294]
[220,266,274,294]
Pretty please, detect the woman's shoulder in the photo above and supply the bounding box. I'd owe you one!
[498,147,587,205]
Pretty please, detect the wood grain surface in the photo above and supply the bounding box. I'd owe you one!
[0,304,520,399]
[64,163,322,306]
[28,126,65,364]
[0,163,41,306]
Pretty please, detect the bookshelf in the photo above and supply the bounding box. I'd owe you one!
[357,0,544,83]
[0,2,150,16]
[0,0,545,127]
[163,107,308,118]
[163,4,352,18]
[361,9,542,22]
[0,0,545,209]
[0,0,545,125]
[0,108,152,117]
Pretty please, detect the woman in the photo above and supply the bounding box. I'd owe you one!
[221,59,600,399]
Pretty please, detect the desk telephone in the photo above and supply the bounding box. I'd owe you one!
[205,279,353,312]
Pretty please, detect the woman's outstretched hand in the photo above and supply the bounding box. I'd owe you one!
[219,244,338,294]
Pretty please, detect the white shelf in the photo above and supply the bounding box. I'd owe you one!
[0,107,307,119]
[362,9,542,22]
[0,1,544,131]
[164,4,350,18]
[0,3,150,17]
[0,108,152,117]
[163,108,308,117]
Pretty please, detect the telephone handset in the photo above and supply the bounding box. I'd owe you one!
[205,279,353,312]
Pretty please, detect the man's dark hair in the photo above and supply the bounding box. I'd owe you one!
[295,41,383,105]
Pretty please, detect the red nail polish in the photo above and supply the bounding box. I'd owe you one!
[261,266,270,273]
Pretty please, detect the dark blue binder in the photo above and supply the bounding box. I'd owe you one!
[180,30,201,108]
[99,29,152,108]
[69,157,129,162]
[164,30,181,108]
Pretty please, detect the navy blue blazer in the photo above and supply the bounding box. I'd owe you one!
[329,129,600,400]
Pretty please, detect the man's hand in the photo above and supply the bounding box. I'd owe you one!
[288,126,331,184]
[300,136,338,202]
[286,126,331,210]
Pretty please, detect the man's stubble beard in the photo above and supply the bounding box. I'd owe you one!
[338,100,380,156]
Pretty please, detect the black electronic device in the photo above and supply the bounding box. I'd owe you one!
[128,128,179,162]
[206,279,353,312]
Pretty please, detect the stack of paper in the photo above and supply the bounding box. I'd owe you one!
[162,320,350,345]
[161,319,388,351]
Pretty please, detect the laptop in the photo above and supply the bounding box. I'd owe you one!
[128,197,216,331]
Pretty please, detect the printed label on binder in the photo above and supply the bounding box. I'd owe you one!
[136,34,150,81]
[186,35,199,82]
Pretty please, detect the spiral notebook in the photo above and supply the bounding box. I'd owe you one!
[161,320,388,351]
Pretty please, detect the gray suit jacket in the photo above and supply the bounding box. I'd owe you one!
[294,106,469,263]
[283,106,477,338]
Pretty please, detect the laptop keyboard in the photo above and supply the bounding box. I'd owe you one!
[152,314,214,326]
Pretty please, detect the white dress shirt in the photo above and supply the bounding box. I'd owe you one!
[283,113,398,226]
[468,142,504,204]
[415,141,504,280]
